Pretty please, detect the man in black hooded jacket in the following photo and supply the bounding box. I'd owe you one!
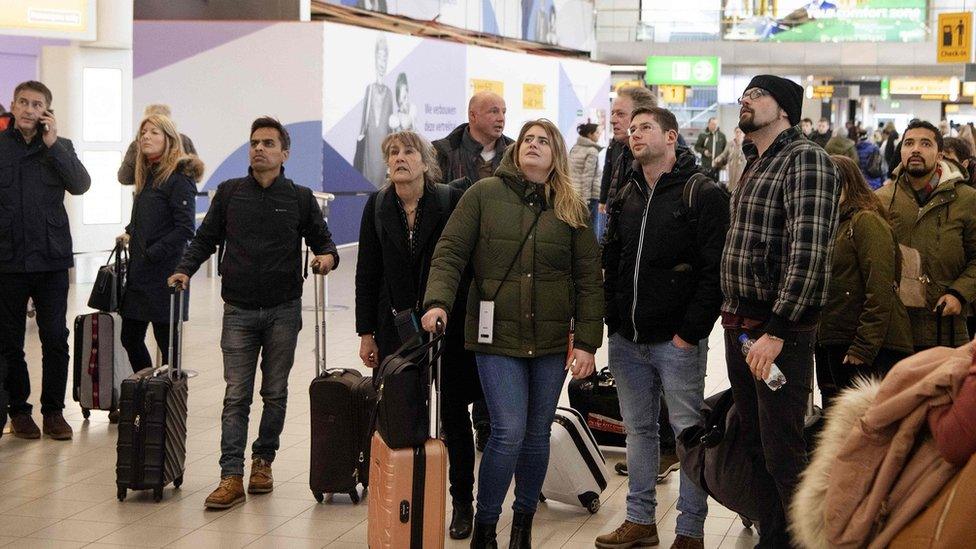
[597,106,729,549]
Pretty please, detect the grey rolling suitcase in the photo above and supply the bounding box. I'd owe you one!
[73,311,133,418]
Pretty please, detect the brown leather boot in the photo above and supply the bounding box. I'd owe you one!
[205,476,246,509]
[42,412,73,440]
[595,520,659,549]
[247,457,274,494]
[10,414,41,439]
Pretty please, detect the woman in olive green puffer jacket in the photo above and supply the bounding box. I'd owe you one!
[422,119,603,546]
[816,156,913,410]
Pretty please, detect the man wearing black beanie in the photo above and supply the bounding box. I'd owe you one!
[719,75,839,548]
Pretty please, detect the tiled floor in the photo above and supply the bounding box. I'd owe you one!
[0,245,761,548]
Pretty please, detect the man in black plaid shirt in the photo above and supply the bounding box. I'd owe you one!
[720,75,839,548]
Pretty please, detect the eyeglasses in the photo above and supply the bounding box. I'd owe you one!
[628,123,655,137]
[737,88,771,105]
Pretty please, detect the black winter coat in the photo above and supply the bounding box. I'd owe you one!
[355,184,481,404]
[603,148,729,344]
[0,126,91,273]
[121,157,202,324]
[432,123,513,183]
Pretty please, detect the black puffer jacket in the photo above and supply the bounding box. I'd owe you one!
[0,125,91,273]
[121,156,202,323]
[603,147,729,344]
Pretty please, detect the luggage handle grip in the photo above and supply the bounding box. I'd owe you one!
[313,273,326,377]
[168,283,185,379]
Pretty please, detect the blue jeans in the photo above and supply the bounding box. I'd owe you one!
[218,299,302,477]
[608,333,708,538]
[474,352,567,524]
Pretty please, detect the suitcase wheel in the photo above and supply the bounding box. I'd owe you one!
[81,408,90,419]
[153,487,163,502]
[313,492,324,504]
[117,487,126,502]
[581,492,601,514]
[173,475,183,489]
[349,490,360,505]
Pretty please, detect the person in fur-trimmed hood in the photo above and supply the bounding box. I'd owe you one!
[790,343,973,548]
[116,114,204,376]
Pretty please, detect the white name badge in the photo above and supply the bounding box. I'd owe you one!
[478,301,495,344]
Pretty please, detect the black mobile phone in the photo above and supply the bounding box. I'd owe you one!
[43,109,54,132]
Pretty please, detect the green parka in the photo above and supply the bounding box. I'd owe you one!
[876,161,976,347]
[817,208,913,362]
[423,148,604,358]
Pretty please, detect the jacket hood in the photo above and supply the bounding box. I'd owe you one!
[893,159,965,189]
[494,142,521,181]
[790,377,882,549]
[177,154,205,182]
[575,136,603,150]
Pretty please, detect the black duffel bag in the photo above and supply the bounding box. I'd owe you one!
[568,368,627,447]
[88,242,127,312]
[374,333,444,449]
[676,389,780,524]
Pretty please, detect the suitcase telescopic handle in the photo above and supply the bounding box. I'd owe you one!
[169,282,185,378]
[428,320,444,438]
[313,273,327,377]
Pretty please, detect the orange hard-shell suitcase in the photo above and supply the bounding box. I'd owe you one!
[367,328,447,549]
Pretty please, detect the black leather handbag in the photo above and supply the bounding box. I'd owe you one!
[87,242,127,312]
[374,333,443,449]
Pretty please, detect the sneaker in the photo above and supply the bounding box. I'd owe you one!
[670,535,704,549]
[595,520,659,549]
[657,452,680,483]
[10,414,40,439]
[205,476,246,509]
[42,413,73,440]
[248,457,274,494]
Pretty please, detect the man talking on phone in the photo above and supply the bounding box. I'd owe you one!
[0,80,91,441]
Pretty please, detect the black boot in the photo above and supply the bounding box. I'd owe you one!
[509,511,534,549]
[450,503,474,539]
[470,521,498,549]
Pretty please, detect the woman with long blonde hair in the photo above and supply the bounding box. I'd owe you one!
[116,114,202,381]
[421,119,603,547]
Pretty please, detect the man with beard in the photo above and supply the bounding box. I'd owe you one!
[876,120,976,351]
[721,75,839,548]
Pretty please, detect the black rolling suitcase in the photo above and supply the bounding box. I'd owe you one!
[309,273,377,503]
[568,368,626,447]
[115,284,189,502]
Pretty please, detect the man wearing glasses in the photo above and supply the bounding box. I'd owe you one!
[720,75,839,547]
[596,106,729,549]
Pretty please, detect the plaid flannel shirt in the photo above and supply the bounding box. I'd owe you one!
[720,126,840,338]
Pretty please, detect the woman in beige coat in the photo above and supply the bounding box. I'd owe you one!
[714,127,746,191]
[568,122,603,234]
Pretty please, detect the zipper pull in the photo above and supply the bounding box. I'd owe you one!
[134,415,141,430]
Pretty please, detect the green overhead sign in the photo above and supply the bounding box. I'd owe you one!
[645,56,720,87]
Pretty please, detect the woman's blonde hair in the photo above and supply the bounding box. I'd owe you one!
[133,114,185,195]
[514,119,588,229]
[381,131,442,187]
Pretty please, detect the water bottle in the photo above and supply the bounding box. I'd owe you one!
[738,333,787,391]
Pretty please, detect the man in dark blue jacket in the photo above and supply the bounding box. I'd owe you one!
[597,106,729,549]
[0,81,91,441]
[169,117,338,509]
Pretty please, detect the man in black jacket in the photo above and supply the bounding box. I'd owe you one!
[598,86,656,218]
[432,91,513,450]
[433,91,513,190]
[169,117,338,509]
[0,81,91,441]
[596,107,729,549]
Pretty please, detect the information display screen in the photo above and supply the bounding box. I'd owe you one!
[721,0,928,43]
